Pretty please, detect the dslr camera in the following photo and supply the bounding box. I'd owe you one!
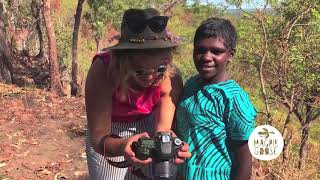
[131,132,183,179]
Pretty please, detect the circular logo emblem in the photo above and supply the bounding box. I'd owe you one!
[248,125,284,161]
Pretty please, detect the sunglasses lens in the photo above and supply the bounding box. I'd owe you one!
[148,16,168,33]
[135,65,167,77]
[157,66,167,73]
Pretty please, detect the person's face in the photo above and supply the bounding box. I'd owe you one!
[129,52,170,89]
[193,37,233,84]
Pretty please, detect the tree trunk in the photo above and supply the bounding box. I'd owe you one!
[298,123,310,169]
[95,38,100,53]
[0,0,13,83]
[257,15,272,125]
[282,132,292,162]
[71,0,85,96]
[6,0,16,50]
[31,0,44,58]
[42,0,64,96]
[282,110,293,162]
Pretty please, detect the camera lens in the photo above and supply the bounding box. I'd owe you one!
[152,161,177,180]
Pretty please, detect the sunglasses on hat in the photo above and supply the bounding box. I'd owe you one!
[126,13,169,34]
[134,65,167,77]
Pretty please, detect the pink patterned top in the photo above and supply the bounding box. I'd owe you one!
[93,52,161,123]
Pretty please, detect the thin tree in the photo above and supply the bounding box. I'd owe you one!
[71,0,85,96]
[32,0,44,58]
[42,0,64,96]
[0,0,12,83]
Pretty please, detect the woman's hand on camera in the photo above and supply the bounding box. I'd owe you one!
[175,142,192,164]
[123,132,152,167]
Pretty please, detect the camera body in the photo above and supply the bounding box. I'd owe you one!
[131,132,183,179]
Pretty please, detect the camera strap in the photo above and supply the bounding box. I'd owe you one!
[107,159,150,179]
[107,159,131,168]
[103,134,132,168]
[103,134,148,178]
[107,160,148,178]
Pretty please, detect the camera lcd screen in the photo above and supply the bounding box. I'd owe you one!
[144,139,156,146]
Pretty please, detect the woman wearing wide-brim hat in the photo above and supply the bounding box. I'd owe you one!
[85,8,191,179]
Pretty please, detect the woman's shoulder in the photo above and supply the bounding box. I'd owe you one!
[87,51,115,91]
[92,51,112,64]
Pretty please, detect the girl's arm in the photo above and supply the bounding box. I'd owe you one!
[154,68,183,132]
[155,69,191,164]
[227,91,256,179]
[231,140,252,180]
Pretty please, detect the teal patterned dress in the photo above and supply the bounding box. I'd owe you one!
[176,76,256,180]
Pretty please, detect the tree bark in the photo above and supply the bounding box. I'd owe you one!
[71,0,85,96]
[298,123,310,169]
[32,0,44,58]
[42,0,64,96]
[6,0,16,50]
[95,38,100,53]
[0,0,13,83]
[282,113,293,162]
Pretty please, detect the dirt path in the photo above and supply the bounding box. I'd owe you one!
[0,84,88,180]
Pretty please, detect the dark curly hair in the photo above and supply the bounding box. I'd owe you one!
[194,17,237,53]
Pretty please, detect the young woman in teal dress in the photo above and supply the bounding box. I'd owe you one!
[176,17,256,180]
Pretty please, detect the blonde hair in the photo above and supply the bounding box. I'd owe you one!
[107,48,176,98]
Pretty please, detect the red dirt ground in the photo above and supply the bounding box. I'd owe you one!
[0,83,267,180]
[0,83,88,180]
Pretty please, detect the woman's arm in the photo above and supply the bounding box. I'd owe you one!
[85,58,153,166]
[154,69,183,132]
[85,58,123,155]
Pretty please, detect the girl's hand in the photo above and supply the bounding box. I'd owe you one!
[175,141,192,164]
[123,132,152,167]
[168,130,192,164]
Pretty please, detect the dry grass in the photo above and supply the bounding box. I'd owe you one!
[252,120,320,180]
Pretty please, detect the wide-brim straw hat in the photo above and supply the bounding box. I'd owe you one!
[103,8,178,50]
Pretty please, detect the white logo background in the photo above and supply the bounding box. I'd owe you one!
[248,125,284,161]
